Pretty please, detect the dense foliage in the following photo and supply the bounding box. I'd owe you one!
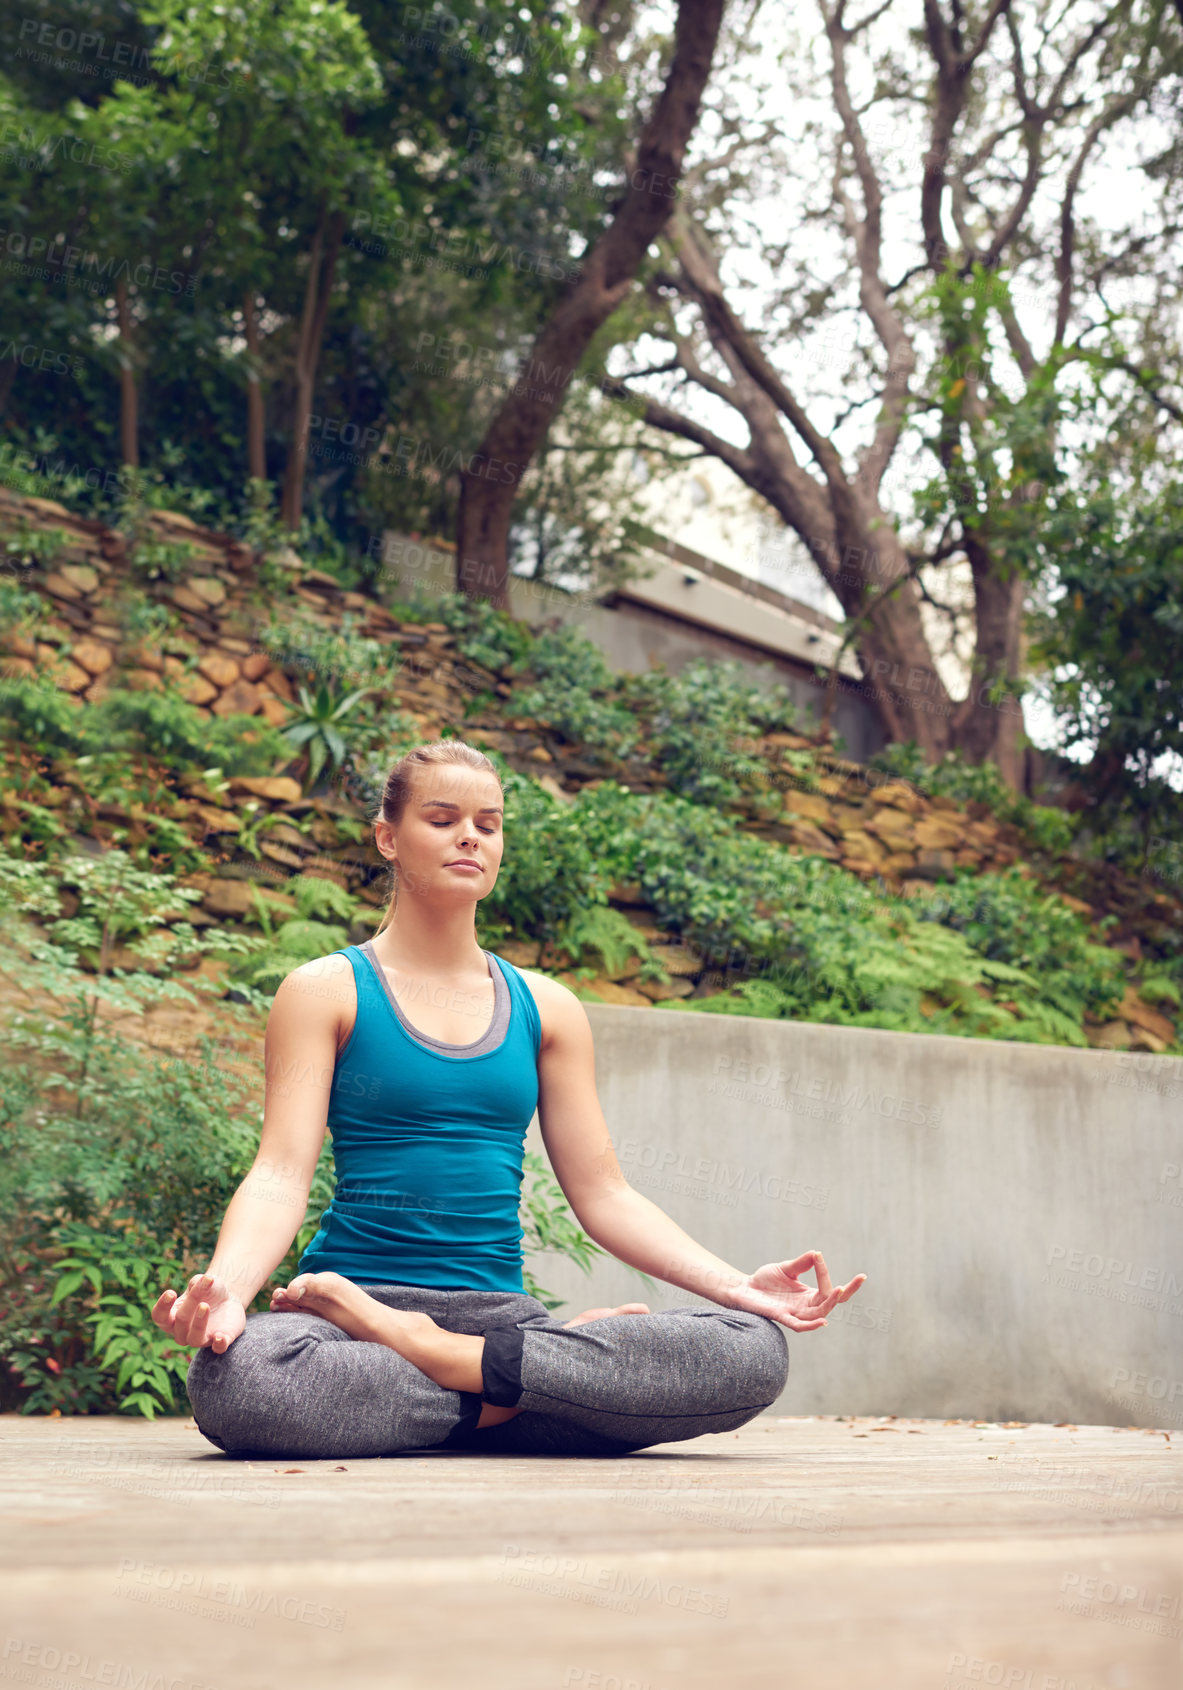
[0,0,643,578]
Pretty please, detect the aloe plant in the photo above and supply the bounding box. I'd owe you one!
[278,679,372,792]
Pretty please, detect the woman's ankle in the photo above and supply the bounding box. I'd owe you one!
[406,1326,486,1395]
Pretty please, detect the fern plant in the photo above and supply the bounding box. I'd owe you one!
[225,874,360,999]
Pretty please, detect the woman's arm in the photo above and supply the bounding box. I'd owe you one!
[151,954,348,1351]
[529,977,866,1332]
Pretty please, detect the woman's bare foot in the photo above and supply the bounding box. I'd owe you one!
[270,1271,486,1393]
[269,1276,652,1431]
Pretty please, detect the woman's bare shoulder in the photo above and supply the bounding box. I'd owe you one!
[514,967,589,1050]
[268,950,357,1037]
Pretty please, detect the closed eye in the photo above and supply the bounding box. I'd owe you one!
[432,822,495,833]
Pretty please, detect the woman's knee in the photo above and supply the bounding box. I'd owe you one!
[705,1309,790,1406]
[185,1311,332,1453]
[185,1309,453,1459]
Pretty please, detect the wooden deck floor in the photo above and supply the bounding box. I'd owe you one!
[0,1412,1180,1690]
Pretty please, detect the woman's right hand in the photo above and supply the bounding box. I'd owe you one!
[151,1271,247,1354]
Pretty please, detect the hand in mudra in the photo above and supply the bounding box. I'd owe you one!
[151,1271,246,1354]
[727,1251,866,1332]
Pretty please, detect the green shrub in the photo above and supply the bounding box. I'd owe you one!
[870,742,1078,855]
[625,657,805,806]
[484,781,1126,1046]
[909,869,1126,1025]
[433,588,538,675]
[0,850,271,1415]
[513,624,641,759]
[0,675,289,776]
[477,766,636,950]
[226,875,360,999]
[0,575,48,630]
[97,690,290,775]
[0,674,93,753]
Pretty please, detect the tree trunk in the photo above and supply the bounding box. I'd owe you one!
[243,289,266,482]
[115,279,138,468]
[0,358,17,418]
[950,533,1027,783]
[281,209,344,532]
[454,0,725,609]
[652,218,960,756]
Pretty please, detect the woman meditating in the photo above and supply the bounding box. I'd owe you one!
[160,739,866,1459]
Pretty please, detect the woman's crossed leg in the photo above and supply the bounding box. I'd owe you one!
[185,1274,789,1460]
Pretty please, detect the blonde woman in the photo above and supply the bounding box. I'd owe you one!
[158,739,865,1458]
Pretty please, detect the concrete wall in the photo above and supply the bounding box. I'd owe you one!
[523,1006,1183,1429]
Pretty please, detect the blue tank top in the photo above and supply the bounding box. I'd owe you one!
[296,942,542,1293]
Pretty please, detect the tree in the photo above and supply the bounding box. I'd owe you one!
[0,0,625,552]
[453,0,727,610]
[601,0,1183,784]
[1026,354,1183,843]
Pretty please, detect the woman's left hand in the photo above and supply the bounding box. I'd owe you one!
[725,1250,866,1332]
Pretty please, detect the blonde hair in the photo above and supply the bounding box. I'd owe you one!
[372,739,504,936]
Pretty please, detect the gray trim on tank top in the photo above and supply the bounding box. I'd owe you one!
[358,938,510,1058]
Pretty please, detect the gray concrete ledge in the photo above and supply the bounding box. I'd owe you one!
[525,1009,1183,1428]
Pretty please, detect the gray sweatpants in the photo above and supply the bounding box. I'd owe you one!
[185,1282,790,1459]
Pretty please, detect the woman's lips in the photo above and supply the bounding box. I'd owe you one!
[446,861,482,872]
